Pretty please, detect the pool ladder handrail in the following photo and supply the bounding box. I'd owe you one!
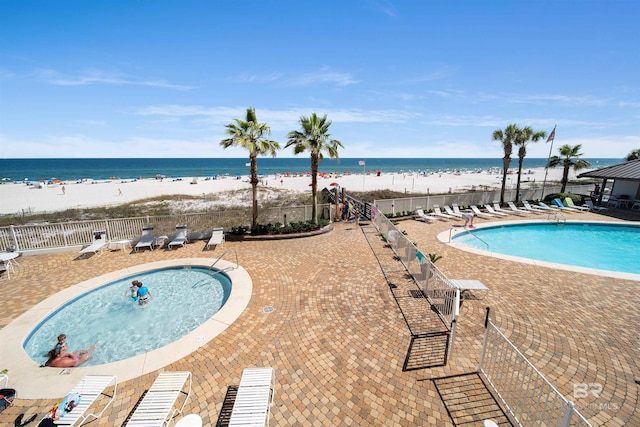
[448,225,489,249]
[210,249,239,272]
[547,211,566,224]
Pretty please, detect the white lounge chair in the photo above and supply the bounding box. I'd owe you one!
[433,205,454,220]
[584,199,608,212]
[470,205,495,219]
[507,201,532,215]
[206,227,225,249]
[135,225,155,252]
[443,205,463,218]
[79,231,107,257]
[522,201,547,214]
[168,225,189,249]
[484,205,508,217]
[229,368,275,427]
[492,203,512,215]
[127,371,192,427]
[42,375,117,427]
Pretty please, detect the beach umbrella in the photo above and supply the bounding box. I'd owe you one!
[330,182,338,186]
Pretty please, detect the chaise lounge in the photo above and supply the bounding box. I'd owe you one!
[127,371,192,427]
[79,231,108,257]
[168,225,189,249]
[206,227,225,249]
[134,225,155,252]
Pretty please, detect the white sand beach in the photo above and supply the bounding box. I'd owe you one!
[0,167,573,215]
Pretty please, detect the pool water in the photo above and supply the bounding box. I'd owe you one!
[24,266,231,366]
[453,223,640,274]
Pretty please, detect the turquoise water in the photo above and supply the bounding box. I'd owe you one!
[23,267,231,366]
[453,223,640,274]
[0,157,620,181]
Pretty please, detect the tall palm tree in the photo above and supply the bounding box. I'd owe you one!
[492,124,519,204]
[220,107,280,229]
[548,144,591,193]
[513,126,547,202]
[625,149,640,161]
[285,113,343,224]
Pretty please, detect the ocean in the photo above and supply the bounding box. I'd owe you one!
[0,158,620,182]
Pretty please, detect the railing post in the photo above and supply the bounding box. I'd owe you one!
[478,306,491,371]
[9,225,19,251]
[61,223,68,247]
[561,401,575,427]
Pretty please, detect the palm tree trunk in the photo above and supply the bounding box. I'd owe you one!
[500,157,510,204]
[250,153,258,229]
[561,165,570,193]
[310,153,319,224]
[515,156,524,202]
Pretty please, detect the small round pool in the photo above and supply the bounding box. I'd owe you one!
[24,266,232,366]
[450,221,640,275]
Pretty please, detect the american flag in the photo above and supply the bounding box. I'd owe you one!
[546,126,556,143]
[358,160,365,166]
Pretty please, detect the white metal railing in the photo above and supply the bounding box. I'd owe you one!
[372,206,459,336]
[478,313,592,427]
[0,204,329,253]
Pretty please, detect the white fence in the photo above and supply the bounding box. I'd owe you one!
[479,314,592,427]
[374,183,593,216]
[372,207,459,328]
[0,204,330,253]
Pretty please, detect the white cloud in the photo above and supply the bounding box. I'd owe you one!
[290,67,358,87]
[35,68,193,90]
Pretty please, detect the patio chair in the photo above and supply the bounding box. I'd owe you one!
[484,205,508,217]
[432,205,454,220]
[443,205,463,218]
[507,201,531,216]
[470,205,495,219]
[522,201,547,214]
[206,227,225,249]
[492,203,512,215]
[537,201,559,211]
[564,197,590,211]
[168,225,189,249]
[41,375,117,426]
[551,198,579,212]
[134,225,155,252]
[584,199,608,212]
[127,371,192,427]
[79,231,108,257]
[229,368,275,427]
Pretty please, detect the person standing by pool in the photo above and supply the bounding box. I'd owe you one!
[461,212,475,228]
[134,280,153,306]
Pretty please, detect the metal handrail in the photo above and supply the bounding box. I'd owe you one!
[448,226,489,249]
[210,249,239,272]
[546,211,566,223]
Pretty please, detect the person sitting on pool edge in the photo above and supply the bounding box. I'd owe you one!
[44,339,94,368]
[461,212,475,228]
[135,280,153,306]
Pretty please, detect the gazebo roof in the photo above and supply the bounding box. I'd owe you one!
[577,159,640,180]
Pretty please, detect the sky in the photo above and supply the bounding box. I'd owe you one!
[0,0,638,160]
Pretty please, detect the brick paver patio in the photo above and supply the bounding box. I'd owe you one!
[0,213,638,426]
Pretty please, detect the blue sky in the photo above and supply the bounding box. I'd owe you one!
[1,0,638,159]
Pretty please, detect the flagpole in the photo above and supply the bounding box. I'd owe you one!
[541,125,556,200]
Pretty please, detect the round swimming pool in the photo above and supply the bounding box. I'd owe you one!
[450,222,640,275]
[24,266,232,366]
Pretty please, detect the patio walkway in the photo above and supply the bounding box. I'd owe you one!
[0,213,638,426]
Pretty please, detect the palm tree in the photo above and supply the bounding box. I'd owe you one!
[625,149,640,161]
[548,144,591,193]
[492,124,519,204]
[285,113,343,224]
[513,126,547,202]
[220,107,280,229]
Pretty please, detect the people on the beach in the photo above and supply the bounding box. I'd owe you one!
[134,280,153,306]
[61,185,66,195]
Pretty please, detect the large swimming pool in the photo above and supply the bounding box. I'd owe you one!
[24,266,231,366]
[451,222,640,275]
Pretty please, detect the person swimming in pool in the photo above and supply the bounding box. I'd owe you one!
[134,280,153,306]
[127,280,140,301]
[44,335,94,367]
